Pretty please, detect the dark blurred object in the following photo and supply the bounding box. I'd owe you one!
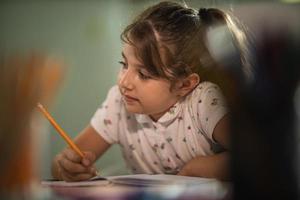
[231,27,299,200]
[207,3,300,200]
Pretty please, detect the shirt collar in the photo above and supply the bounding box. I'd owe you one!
[135,101,182,127]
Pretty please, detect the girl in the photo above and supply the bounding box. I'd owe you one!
[52,1,247,181]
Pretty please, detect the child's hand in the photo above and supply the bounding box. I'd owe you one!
[55,148,98,182]
[177,164,190,176]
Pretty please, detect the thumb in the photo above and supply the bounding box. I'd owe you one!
[89,165,99,176]
[81,151,96,167]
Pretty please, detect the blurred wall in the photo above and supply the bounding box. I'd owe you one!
[0,0,135,178]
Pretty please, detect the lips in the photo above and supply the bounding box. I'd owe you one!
[123,94,139,103]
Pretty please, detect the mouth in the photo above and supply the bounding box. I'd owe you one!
[123,94,139,103]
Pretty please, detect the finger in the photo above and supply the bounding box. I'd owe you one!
[59,166,75,182]
[63,148,82,163]
[59,166,93,182]
[72,173,95,181]
[81,151,96,167]
[58,157,90,174]
[57,161,75,182]
[89,165,98,176]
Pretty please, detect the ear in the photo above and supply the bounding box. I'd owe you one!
[176,73,200,97]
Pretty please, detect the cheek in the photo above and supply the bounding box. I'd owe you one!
[139,88,175,107]
[117,71,124,85]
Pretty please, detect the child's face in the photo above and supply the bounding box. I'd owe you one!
[118,44,181,121]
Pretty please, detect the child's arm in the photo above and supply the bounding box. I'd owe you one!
[177,115,230,181]
[52,125,111,181]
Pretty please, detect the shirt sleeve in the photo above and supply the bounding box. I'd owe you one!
[90,85,122,144]
[191,82,228,143]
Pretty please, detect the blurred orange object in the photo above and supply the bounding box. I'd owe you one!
[0,53,64,194]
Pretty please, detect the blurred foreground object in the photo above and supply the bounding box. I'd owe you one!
[0,53,64,198]
[206,3,300,200]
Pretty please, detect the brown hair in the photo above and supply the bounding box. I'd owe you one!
[121,1,249,89]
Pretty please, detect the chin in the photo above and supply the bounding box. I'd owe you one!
[124,105,144,114]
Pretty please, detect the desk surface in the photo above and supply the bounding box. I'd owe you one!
[44,175,231,200]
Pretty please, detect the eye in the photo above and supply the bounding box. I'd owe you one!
[118,61,127,69]
[138,70,151,80]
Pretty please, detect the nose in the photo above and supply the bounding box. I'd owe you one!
[119,68,134,92]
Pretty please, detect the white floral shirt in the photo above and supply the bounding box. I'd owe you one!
[91,81,227,174]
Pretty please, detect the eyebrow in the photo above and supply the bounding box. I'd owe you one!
[121,51,145,69]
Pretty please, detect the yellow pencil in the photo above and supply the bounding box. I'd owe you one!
[37,103,84,158]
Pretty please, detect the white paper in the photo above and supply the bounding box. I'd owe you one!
[108,174,216,186]
[41,174,221,188]
[41,176,110,187]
